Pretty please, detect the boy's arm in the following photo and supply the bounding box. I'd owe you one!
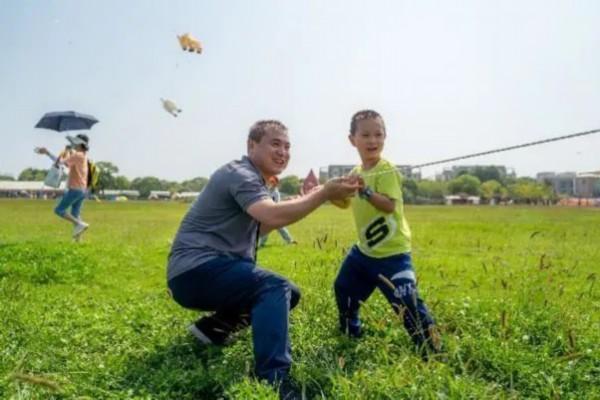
[363,191,395,214]
[357,168,400,214]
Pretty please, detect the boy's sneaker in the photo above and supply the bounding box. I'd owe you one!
[73,221,89,239]
[188,317,230,346]
[415,325,445,361]
[339,315,362,338]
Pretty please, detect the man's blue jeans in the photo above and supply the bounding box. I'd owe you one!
[168,256,301,384]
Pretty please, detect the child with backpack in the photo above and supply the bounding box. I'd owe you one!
[35,134,97,240]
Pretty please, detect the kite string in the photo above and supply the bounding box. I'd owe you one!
[358,128,600,178]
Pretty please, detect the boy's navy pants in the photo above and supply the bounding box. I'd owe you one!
[334,245,435,345]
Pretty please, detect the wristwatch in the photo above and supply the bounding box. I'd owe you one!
[359,186,374,199]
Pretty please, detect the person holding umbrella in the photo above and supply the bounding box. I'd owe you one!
[35,134,91,240]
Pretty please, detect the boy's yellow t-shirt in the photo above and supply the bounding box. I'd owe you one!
[350,158,412,257]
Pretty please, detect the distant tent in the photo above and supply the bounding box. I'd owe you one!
[301,169,319,194]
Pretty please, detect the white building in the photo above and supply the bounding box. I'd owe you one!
[0,180,66,198]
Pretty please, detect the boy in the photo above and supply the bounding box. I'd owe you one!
[35,134,91,240]
[333,110,441,358]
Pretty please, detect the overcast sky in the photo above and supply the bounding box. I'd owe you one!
[1,0,599,181]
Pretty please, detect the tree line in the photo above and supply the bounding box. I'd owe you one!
[6,163,557,203]
[402,174,556,204]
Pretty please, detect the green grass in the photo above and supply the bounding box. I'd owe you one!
[1,199,599,399]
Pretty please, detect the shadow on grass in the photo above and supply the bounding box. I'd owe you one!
[119,334,229,399]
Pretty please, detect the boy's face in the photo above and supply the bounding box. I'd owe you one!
[248,128,290,178]
[348,117,386,164]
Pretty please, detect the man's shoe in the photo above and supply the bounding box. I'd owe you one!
[278,378,302,400]
[188,317,229,346]
[188,323,215,345]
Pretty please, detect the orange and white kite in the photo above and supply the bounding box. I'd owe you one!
[177,33,202,54]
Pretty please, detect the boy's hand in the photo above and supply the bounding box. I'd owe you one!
[346,174,365,189]
[323,177,360,201]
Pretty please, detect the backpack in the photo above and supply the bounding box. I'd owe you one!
[87,160,100,193]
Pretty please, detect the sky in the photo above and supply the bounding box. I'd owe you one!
[1,0,599,181]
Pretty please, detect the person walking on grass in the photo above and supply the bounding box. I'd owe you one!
[167,120,359,399]
[331,110,442,359]
[35,134,91,241]
[258,176,297,247]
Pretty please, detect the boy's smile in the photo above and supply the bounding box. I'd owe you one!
[349,117,386,169]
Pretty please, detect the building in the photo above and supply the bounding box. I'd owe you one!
[536,172,580,196]
[173,192,200,201]
[100,189,140,200]
[0,180,66,198]
[301,169,319,194]
[148,190,172,200]
[574,172,600,198]
[320,164,421,181]
[444,194,481,205]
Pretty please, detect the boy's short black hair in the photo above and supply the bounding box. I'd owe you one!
[248,120,288,143]
[350,110,386,135]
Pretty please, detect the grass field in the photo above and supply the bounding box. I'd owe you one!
[1,199,599,399]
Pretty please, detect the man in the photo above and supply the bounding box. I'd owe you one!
[167,120,358,399]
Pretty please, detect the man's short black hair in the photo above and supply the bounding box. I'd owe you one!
[248,120,288,143]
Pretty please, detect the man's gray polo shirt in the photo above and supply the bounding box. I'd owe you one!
[167,156,270,281]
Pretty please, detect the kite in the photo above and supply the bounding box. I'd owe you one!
[177,33,202,54]
[161,98,182,117]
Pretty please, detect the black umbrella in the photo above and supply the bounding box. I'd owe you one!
[35,111,99,132]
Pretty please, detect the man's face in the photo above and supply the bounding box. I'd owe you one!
[248,129,290,178]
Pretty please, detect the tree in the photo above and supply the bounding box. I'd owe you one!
[130,176,163,198]
[480,180,503,201]
[0,174,14,181]
[180,177,209,192]
[18,168,48,181]
[402,178,418,204]
[161,180,181,193]
[448,174,481,196]
[113,176,130,190]
[507,178,553,204]
[96,161,120,192]
[417,179,447,200]
[280,175,301,195]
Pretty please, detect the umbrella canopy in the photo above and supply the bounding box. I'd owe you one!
[35,111,99,132]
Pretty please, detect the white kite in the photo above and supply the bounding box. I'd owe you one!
[161,98,182,117]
